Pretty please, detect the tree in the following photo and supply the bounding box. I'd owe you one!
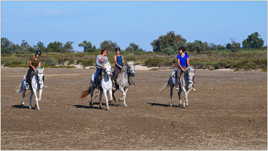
[226,41,240,51]
[47,41,63,52]
[1,37,14,54]
[34,41,47,53]
[186,40,208,53]
[100,40,118,51]
[242,32,264,49]
[63,41,73,52]
[151,31,187,52]
[20,40,32,52]
[125,43,143,52]
[78,40,95,52]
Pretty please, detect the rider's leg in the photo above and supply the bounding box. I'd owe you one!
[113,66,120,80]
[94,68,101,87]
[175,69,183,90]
[26,67,33,85]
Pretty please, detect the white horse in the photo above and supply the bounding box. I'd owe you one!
[160,66,196,108]
[81,63,113,110]
[18,67,44,110]
[113,61,135,107]
[98,63,113,110]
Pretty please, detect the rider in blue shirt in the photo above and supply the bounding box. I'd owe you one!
[176,47,190,89]
[112,47,124,80]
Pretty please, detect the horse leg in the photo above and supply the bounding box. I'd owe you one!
[20,90,26,106]
[119,87,125,103]
[89,87,94,106]
[109,89,113,102]
[123,87,128,107]
[185,90,191,107]
[29,92,33,109]
[103,90,110,111]
[178,87,182,107]
[99,90,103,109]
[33,89,40,110]
[181,87,187,108]
[170,85,173,107]
[39,89,43,101]
[112,89,117,103]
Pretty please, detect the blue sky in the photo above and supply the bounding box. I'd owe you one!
[1,1,267,51]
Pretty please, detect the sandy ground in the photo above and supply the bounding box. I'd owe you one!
[1,67,267,150]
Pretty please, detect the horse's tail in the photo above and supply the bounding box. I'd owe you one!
[80,86,92,98]
[159,81,168,92]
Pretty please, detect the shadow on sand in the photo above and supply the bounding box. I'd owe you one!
[147,102,180,108]
[12,104,30,109]
[73,102,121,110]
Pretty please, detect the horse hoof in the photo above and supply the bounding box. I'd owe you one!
[124,104,128,107]
[169,104,173,107]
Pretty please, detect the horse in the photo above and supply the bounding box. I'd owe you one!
[160,66,196,108]
[81,63,113,111]
[112,61,135,107]
[18,67,45,110]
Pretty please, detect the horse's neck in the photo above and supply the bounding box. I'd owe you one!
[102,72,110,82]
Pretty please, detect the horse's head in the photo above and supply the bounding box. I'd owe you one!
[103,63,112,76]
[37,67,44,75]
[127,61,135,76]
[186,66,195,90]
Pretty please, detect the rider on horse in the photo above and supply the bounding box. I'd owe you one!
[112,47,124,81]
[93,49,109,88]
[176,47,190,89]
[26,49,42,89]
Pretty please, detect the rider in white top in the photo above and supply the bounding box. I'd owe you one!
[93,49,109,87]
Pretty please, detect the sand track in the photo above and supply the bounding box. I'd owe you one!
[1,68,267,149]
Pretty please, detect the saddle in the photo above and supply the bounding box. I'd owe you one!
[27,71,40,90]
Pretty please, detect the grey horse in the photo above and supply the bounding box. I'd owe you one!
[112,61,135,107]
[160,66,196,108]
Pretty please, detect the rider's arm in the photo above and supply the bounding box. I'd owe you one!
[96,55,103,68]
[187,57,190,67]
[177,59,186,71]
[122,56,124,64]
[114,55,117,65]
[28,58,36,70]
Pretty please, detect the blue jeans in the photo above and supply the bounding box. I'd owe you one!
[94,68,102,85]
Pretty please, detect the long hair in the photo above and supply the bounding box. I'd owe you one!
[100,49,106,55]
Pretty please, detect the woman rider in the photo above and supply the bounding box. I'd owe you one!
[94,49,109,88]
[176,47,190,89]
[26,49,42,88]
[112,47,124,81]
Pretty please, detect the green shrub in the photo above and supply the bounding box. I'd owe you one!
[44,57,58,67]
[77,59,94,67]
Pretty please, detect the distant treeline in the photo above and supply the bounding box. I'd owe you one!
[1,31,266,54]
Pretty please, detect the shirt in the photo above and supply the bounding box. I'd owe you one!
[96,55,108,68]
[177,53,189,68]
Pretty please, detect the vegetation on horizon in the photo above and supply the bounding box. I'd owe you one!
[1,32,267,71]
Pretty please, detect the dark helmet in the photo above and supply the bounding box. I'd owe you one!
[115,47,121,52]
[35,48,41,56]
